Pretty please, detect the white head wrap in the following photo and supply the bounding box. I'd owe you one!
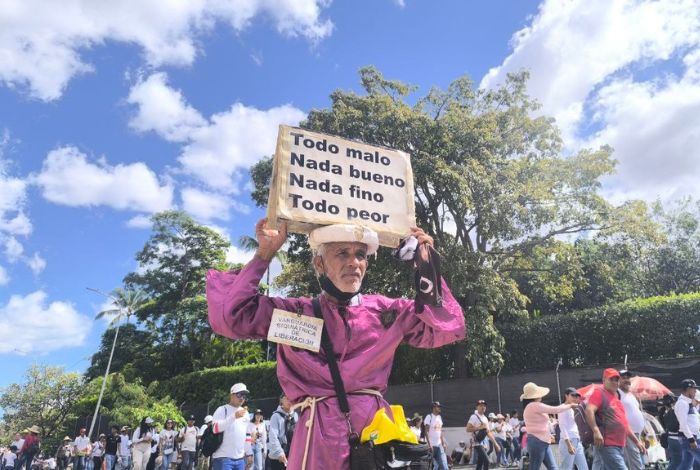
[308,224,379,255]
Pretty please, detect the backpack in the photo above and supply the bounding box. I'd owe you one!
[273,411,296,455]
[575,387,619,447]
[660,408,680,449]
[573,403,593,447]
[201,408,227,457]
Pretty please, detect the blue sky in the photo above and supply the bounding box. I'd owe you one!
[1,0,699,389]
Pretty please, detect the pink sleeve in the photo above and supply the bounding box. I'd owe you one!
[532,402,571,415]
[395,278,466,348]
[206,257,300,340]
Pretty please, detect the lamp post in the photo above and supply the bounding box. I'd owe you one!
[556,358,563,404]
[86,287,122,439]
[496,368,502,414]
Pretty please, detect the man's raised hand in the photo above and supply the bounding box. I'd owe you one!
[254,218,288,262]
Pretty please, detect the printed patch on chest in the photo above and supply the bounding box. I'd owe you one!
[380,309,397,328]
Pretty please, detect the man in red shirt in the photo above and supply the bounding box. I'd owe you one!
[585,368,646,470]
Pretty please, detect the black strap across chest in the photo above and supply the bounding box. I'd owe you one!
[311,297,350,415]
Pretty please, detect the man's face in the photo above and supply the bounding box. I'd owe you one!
[477,404,486,415]
[620,374,632,392]
[433,406,441,415]
[566,393,581,405]
[603,375,620,392]
[314,242,368,293]
[281,396,291,411]
[230,393,246,407]
[684,387,697,399]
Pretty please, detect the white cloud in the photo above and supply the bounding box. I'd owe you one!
[0,0,333,101]
[26,252,46,275]
[126,214,153,229]
[480,0,700,201]
[0,265,8,286]
[178,103,306,190]
[226,246,255,265]
[127,72,206,142]
[128,72,306,192]
[34,146,174,213]
[182,187,228,221]
[0,291,91,354]
[4,236,23,262]
[481,0,700,140]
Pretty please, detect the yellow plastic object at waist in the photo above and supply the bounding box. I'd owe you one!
[360,405,418,445]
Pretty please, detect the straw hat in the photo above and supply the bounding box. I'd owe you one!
[28,425,41,434]
[520,382,550,401]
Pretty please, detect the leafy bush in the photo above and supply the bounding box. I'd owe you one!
[152,362,279,405]
[499,292,700,372]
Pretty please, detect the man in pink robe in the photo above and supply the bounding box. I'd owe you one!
[207,219,466,470]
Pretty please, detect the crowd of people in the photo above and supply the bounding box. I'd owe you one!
[2,371,700,470]
[417,368,700,470]
[0,383,298,470]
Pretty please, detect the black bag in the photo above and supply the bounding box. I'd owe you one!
[200,408,227,457]
[470,414,488,443]
[312,298,431,470]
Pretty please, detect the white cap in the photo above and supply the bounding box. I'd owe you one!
[145,417,154,424]
[204,415,213,424]
[309,224,379,255]
[230,383,249,394]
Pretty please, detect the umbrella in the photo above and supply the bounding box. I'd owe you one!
[629,376,671,401]
[577,383,601,399]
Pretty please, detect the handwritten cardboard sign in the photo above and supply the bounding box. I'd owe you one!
[266,125,416,247]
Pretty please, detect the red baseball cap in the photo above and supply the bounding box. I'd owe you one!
[603,368,620,379]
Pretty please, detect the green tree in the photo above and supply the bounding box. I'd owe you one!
[0,365,83,440]
[251,67,641,379]
[120,211,264,380]
[86,324,157,381]
[87,288,149,436]
[73,373,184,429]
[646,198,700,295]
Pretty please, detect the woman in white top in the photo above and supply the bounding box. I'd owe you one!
[248,410,267,470]
[90,436,105,470]
[132,417,154,470]
[158,420,177,470]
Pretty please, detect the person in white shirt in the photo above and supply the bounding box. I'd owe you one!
[132,417,154,470]
[619,370,646,470]
[3,445,19,470]
[11,435,25,459]
[508,411,522,464]
[466,400,500,470]
[424,401,449,470]
[179,416,198,470]
[73,429,91,470]
[196,416,213,470]
[211,383,252,470]
[676,379,700,469]
[90,435,105,470]
[409,414,424,443]
[247,410,267,470]
[558,387,588,470]
[159,420,177,470]
[493,415,508,466]
[117,427,131,470]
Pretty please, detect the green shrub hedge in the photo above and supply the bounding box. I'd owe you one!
[499,292,700,372]
[152,361,279,404]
